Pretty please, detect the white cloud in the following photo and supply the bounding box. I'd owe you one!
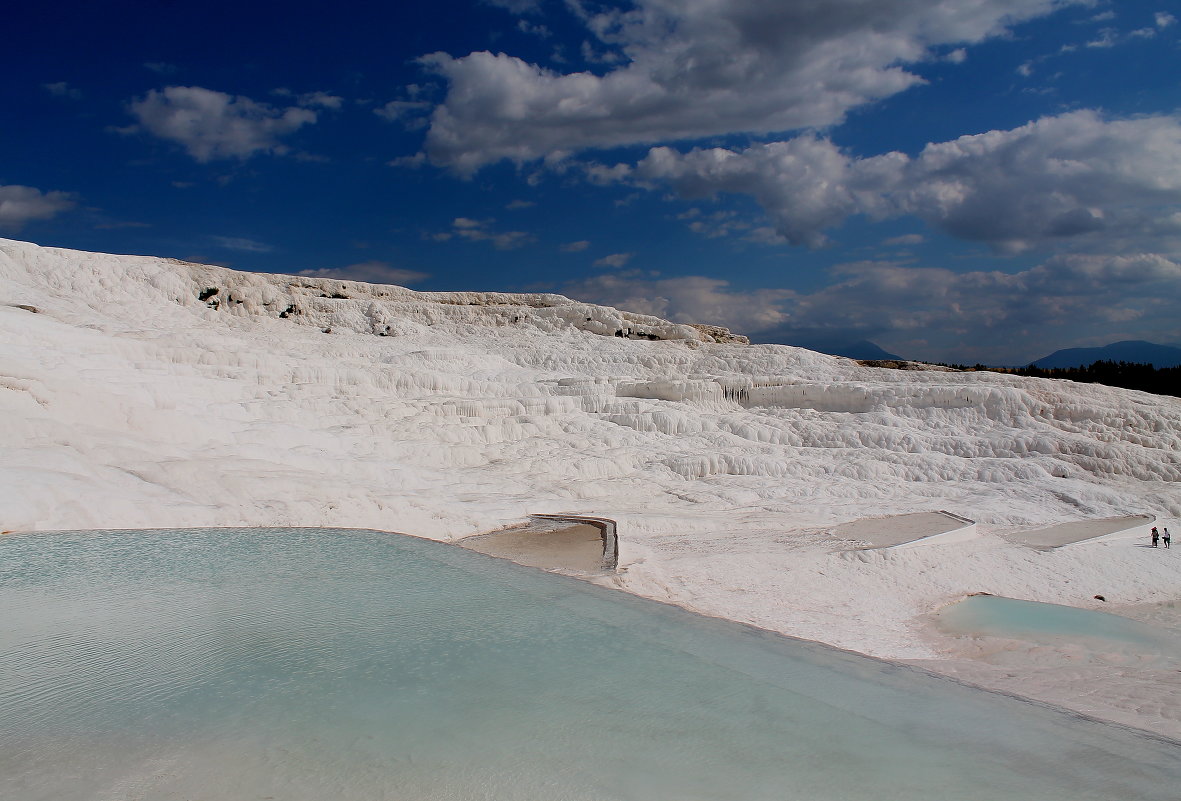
[388,152,427,169]
[562,272,793,332]
[593,252,634,268]
[211,235,273,253]
[744,226,788,245]
[421,0,1077,173]
[0,185,75,231]
[579,39,626,65]
[892,112,1181,251]
[518,19,550,37]
[506,199,536,209]
[1086,27,1118,47]
[623,111,1181,251]
[560,240,590,252]
[1080,19,1174,47]
[633,136,878,247]
[43,81,80,99]
[128,86,317,162]
[298,92,344,109]
[297,260,429,285]
[583,162,633,186]
[432,217,535,250]
[683,208,757,239]
[375,99,433,124]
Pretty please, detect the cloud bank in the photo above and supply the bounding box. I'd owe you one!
[564,252,1181,364]
[628,111,1181,250]
[423,0,1077,173]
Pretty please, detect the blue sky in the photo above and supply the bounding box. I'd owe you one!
[3,0,1180,363]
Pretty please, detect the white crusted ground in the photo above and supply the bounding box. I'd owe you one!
[4,238,1180,735]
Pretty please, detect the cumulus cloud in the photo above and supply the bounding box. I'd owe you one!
[0,185,75,231]
[431,217,535,249]
[297,260,429,286]
[633,135,885,247]
[625,111,1181,250]
[560,240,590,252]
[889,112,1181,250]
[422,0,1076,172]
[128,86,317,162]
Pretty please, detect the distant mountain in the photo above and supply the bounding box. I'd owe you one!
[823,340,905,361]
[754,336,903,361]
[1029,340,1181,369]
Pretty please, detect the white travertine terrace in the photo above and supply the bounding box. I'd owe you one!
[3,237,1180,736]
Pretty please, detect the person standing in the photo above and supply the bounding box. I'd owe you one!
[1151,527,1160,547]
[1164,528,1171,549]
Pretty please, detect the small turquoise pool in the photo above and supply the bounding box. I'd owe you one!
[935,594,1180,655]
[2,528,1179,800]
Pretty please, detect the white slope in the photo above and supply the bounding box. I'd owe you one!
[4,238,1181,733]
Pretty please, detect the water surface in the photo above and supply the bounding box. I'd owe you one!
[935,594,1181,656]
[2,528,1179,800]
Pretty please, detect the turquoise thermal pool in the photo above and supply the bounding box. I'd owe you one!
[935,594,1181,656]
[2,528,1179,800]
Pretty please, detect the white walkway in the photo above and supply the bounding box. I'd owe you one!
[832,511,976,550]
[1005,514,1156,549]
